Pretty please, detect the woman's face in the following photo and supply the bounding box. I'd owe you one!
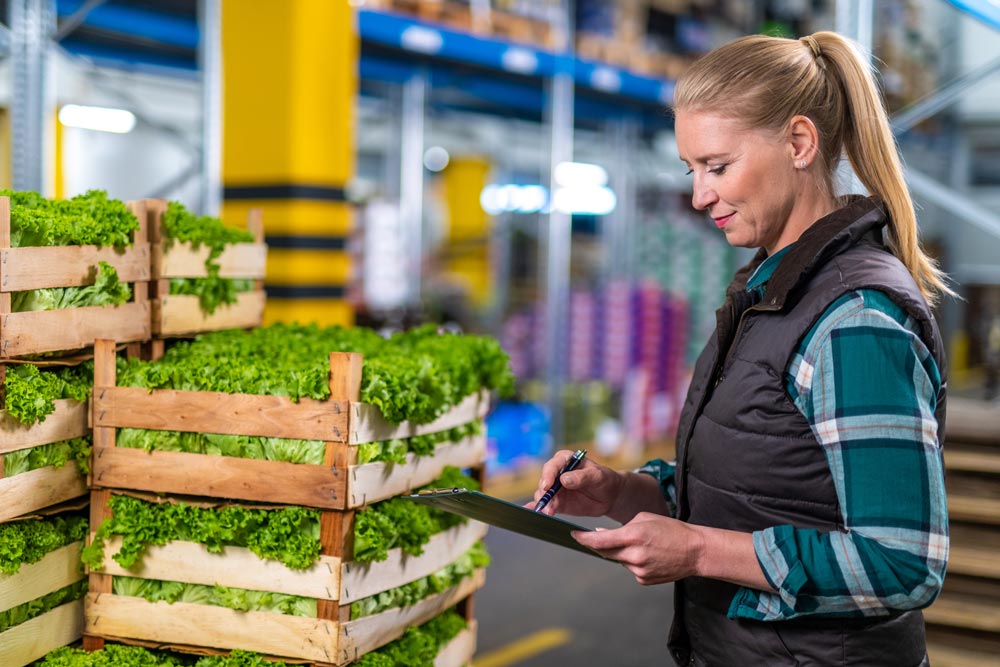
[675,110,803,254]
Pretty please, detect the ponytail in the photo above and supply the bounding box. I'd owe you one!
[809,32,954,306]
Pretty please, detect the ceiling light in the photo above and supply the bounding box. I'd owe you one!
[58,104,136,134]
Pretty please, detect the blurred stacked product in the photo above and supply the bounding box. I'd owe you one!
[923,399,1000,666]
[636,196,736,365]
[363,0,555,47]
[875,0,942,114]
[574,0,694,79]
[81,325,512,665]
[144,199,267,359]
[496,280,689,468]
[0,190,151,665]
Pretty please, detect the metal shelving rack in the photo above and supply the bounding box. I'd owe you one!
[357,4,676,448]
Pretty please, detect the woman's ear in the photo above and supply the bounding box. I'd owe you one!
[787,115,820,169]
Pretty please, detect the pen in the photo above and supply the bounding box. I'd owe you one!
[533,449,587,512]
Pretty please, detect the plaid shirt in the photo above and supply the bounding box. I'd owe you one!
[640,247,948,621]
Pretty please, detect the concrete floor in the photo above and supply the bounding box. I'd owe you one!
[474,508,676,667]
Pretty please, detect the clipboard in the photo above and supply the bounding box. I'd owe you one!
[407,488,605,559]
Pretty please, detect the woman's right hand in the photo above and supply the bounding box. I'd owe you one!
[530,450,626,518]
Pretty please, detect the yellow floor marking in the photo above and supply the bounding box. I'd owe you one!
[474,627,573,667]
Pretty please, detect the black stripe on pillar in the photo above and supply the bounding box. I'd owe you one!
[266,285,347,299]
[224,184,347,201]
[265,235,347,250]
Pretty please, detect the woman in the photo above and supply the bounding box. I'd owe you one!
[533,32,950,667]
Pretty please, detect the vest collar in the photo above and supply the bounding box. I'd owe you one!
[725,195,889,310]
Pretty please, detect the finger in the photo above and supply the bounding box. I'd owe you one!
[572,527,631,551]
[536,450,576,494]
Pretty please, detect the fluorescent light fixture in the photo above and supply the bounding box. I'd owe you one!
[423,146,450,172]
[59,104,136,134]
[554,161,608,188]
[480,182,615,216]
[553,185,617,216]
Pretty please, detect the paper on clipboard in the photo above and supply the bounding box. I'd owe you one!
[406,488,605,559]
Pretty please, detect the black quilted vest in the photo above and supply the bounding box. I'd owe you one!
[668,197,947,667]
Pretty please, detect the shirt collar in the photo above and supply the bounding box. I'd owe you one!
[746,244,793,292]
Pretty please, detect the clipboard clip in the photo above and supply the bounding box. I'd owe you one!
[414,487,467,495]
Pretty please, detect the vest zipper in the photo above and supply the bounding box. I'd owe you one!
[715,302,781,387]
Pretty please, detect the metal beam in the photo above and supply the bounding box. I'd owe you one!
[907,168,1000,242]
[52,0,106,42]
[10,0,56,193]
[198,0,222,215]
[541,0,575,449]
[0,22,11,57]
[399,68,427,307]
[891,54,1000,134]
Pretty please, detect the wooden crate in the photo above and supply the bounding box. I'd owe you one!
[84,336,489,665]
[89,341,490,510]
[85,513,486,664]
[0,543,86,666]
[145,199,266,341]
[0,197,150,358]
[0,395,89,523]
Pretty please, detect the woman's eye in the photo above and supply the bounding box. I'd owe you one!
[685,169,693,176]
[708,165,728,175]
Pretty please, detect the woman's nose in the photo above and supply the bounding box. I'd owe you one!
[691,181,718,211]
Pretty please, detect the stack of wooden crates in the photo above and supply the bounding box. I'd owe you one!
[1,194,489,665]
[0,196,149,665]
[84,342,488,664]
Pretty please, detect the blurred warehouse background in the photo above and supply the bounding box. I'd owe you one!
[3,2,1000,665]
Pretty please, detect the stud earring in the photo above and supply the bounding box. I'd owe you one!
[796,160,807,169]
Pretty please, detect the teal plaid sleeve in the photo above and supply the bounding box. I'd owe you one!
[636,459,677,517]
[729,290,948,620]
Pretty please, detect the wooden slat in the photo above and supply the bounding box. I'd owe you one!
[350,391,490,444]
[99,538,342,600]
[947,397,1000,445]
[944,447,1000,475]
[434,622,477,667]
[0,599,84,667]
[85,593,340,663]
[92,386,350,442]
[927,642,1000,667]
[948,494,1000,524]
[153,242,266,279]
[346,435,487,508]
[925,592,1000,633]
[1,302,150,358]
[0,543,84,612]
[948,542,1000,579]
[341,521,487,604]
[91,445,347,509]
[1,244,150,291]
[0,465,87,523]
[338,569,486,663]
[0,399,88,452]
[927,628,1000,667]
[153,291,265,336]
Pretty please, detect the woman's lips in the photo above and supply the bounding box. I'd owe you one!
[714,212,735,228]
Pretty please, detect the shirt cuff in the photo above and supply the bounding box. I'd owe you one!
[728,526,808,621]
[635,458,677,517]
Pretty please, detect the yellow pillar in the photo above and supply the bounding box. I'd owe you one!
[221,0,355,326]
[442,156,492,306]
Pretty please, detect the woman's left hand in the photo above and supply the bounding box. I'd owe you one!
[572,512,704,586]
[574,514,776,592]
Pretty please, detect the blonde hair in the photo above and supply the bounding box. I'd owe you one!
[673,31,953,306]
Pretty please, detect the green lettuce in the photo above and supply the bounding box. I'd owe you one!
[116,323,514,425]
[0,514,88,575]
